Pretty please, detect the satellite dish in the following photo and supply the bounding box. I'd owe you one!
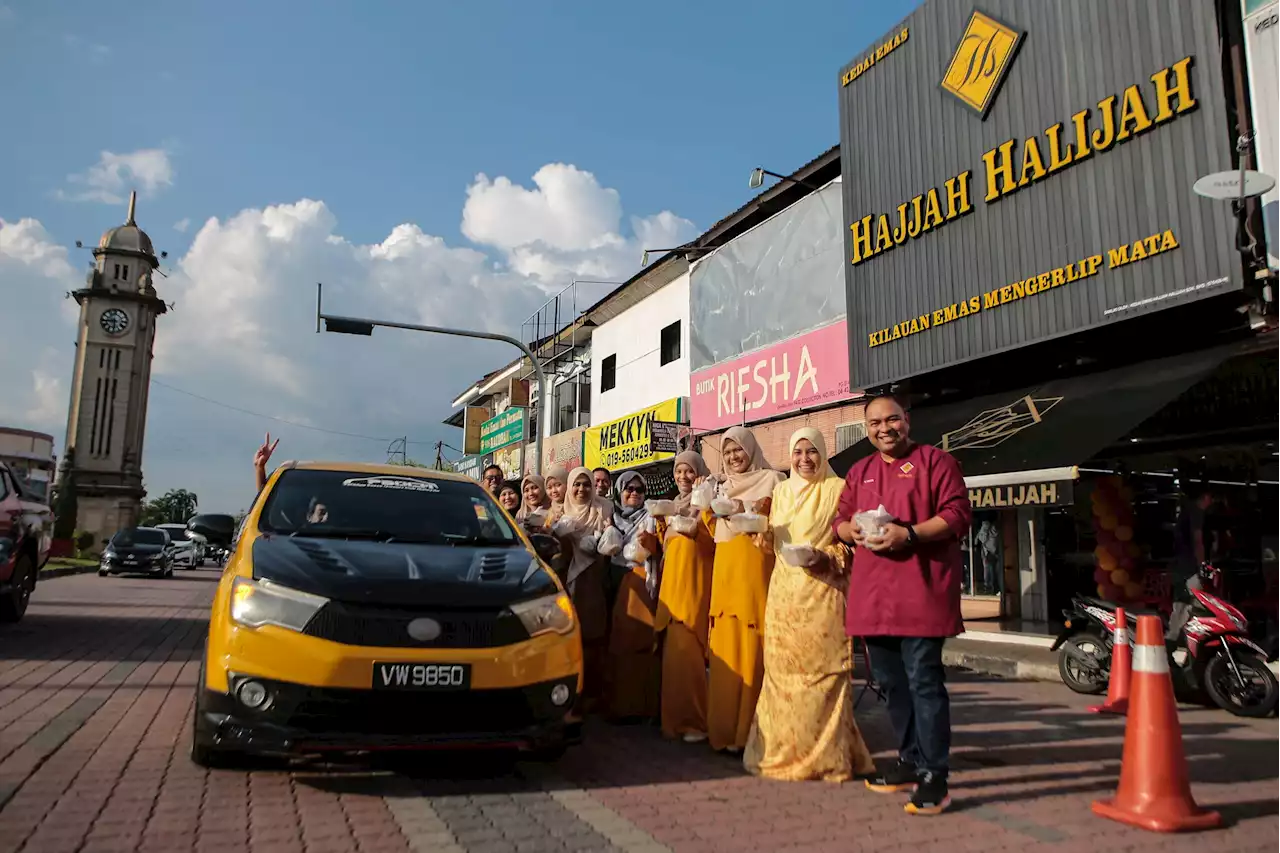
[1192,170,1276,200]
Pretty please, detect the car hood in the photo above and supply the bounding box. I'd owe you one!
[249,534,553,607]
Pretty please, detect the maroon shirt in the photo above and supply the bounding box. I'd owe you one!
[833,443,972,638]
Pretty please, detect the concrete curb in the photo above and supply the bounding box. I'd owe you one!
[38,563,101,581]
[943,642,1063,684]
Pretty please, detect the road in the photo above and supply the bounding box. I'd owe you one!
[0,569,1275,853]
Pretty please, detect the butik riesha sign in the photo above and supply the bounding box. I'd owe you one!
[689,320,856,431]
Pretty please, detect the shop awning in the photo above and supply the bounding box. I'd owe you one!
[830,343,1241,481]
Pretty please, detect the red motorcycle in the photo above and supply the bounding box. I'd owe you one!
[1053,564,1278,717]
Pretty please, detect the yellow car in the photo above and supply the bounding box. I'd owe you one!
[190,461,582,767]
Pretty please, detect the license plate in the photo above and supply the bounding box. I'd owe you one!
[373,662,471,691]
[124,558,137,564]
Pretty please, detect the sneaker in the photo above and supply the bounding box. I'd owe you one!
[682,732,708,743]
[904,771,950,816]
[864,760,921,793]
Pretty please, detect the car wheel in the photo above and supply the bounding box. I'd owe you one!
[98,568,109,577]
[0,553,35,623]
[165,567,175,578]
[525,742,568,762]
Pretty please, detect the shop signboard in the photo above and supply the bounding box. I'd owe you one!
[967,478,1074,509]
[689,320,856,431]
[492,443,523,479]
[1243,0,1278,271]
[453,454,482,481]
[542,426,584,473]
[583,398,685,471]
[649,421,680,454]
[838,1,1243,389]
[479,407,526,455]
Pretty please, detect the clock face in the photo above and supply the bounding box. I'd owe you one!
[100,308,130,336]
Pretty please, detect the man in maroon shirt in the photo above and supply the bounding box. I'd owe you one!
[834,394,972,816]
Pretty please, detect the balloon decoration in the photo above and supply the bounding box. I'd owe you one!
[1089,475,1144,604]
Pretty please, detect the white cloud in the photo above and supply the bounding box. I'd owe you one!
[60,148,174,204]
[3,164,695,511]
[173,217,190,233]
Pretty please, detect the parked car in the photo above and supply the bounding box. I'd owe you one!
[190,462,582,768]
[0,461,52,622]
[156,523,202,568]
[99,527,175,578]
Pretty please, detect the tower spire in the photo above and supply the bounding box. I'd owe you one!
[126,190,137,226]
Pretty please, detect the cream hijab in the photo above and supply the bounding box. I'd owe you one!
[714,426,785,543]
[544,464,569,514]
[672,450,711,516]
[516,473,552,521]
[560,466,612,532]
[787,426,836,491]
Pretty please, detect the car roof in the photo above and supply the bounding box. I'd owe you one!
[279,461,477,484]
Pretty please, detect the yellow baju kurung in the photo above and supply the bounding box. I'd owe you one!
[744,429,875,782]
[707,533,774,752]
[655,511,717,738]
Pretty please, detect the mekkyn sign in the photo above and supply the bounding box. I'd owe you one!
[968,479,1074,509]
[479,407,526,454]
[583,398,684,471]
[689,320,856,431]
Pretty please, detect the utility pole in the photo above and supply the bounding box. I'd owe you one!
[434,441,445,470]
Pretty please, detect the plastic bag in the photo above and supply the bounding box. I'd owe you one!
[645,499,677,516]
[690,479,716,510]
[779,543,820,567]
[597,525,624,556]
[729,512,768,534]
[577,530,599,554]
[853,504,896,539]
[622,538,651,565]
[667,515,699,537]
[523,509,547,529]
[551,516,581,538]
[711,497,739,517]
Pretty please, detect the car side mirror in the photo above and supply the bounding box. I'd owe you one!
[529,533,562,564]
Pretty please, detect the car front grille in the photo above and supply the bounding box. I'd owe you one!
[301,602,530,649]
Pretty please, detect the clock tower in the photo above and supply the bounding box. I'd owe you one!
[57,191,167,542]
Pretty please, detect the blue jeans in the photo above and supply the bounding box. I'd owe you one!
[865,636,950,775]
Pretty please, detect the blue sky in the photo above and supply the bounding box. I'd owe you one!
[0,0,917,512]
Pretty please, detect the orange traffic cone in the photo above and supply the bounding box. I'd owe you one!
[1092,614,1221,832]
[1088,607,1131,715]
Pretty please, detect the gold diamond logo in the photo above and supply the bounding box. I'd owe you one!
[941,9,1025,119]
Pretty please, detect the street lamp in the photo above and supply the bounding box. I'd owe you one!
[748,167,820,191]
[640,245,713,267]
[314,283,548,475]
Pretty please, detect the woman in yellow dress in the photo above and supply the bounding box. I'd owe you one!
[656,451,717,742]
[605,470,662,721]
[548,467,612,706]
[706,427,786,753]
[744,427,876,782]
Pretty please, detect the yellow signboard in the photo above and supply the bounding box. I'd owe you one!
[583,398,683,472]
[941,10,1024,118]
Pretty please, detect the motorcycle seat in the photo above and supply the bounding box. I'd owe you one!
[1079,597,1163,620]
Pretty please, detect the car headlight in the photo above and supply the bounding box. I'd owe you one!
[230,577,328,632]
[509,593,575,638]
[102,549,116,561]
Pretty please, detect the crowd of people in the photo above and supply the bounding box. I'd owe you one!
[486,395,973,816]
[250,394,972,816]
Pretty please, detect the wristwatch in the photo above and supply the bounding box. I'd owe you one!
[904,524,919,548]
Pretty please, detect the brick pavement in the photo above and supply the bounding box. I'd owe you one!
[0,570,1275,853]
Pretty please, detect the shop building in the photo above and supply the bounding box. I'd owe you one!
[0,427,56,501]
[833,0,1278,633]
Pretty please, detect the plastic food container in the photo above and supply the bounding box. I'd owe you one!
[853,511,885,538]
[730,512,768,534]
[711,497,739,517]
[645,499,677,517]
[779,543,818,566]
[667,515,699,536]
[690,481,715,509]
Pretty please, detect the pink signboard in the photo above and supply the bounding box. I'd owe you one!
[689,320,856,431]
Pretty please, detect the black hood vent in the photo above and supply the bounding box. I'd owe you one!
[476,553,508,582]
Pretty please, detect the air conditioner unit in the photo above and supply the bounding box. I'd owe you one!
[834,421,868,453]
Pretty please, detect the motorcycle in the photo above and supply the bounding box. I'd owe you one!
[1052,564,1278,718]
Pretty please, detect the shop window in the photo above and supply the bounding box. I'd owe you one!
[660,321,681,365]
[962,511,1004,596]
[601,355,616,392]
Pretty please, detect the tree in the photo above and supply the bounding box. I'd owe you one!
[140,488,199,526]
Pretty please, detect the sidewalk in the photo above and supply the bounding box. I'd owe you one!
[945,636,1060,682]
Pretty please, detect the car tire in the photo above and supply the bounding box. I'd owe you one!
[98,568,109,577]
[525,743,568,762]
[0,553,34,623]
[191,661,240,770]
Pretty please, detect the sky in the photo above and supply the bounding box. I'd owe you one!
[0,0,918,514]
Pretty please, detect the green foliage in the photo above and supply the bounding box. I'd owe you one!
[52,481,78,540]
[74,530,95,556]
[139,488,200,526]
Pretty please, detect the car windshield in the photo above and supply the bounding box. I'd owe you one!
[259,469,520,545]
[157,526,190,541]
[112,528,166,547]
